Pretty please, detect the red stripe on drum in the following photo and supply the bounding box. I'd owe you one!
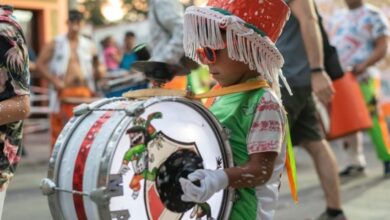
[72,112,113,220]
[148,185,165,220]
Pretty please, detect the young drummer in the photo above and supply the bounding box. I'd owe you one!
[179,1,292,220]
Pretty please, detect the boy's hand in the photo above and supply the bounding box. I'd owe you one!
[179,169,228,203]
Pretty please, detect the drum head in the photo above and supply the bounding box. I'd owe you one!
[108,98,232,220]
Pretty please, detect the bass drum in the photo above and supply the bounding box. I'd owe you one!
[43,97,234,220]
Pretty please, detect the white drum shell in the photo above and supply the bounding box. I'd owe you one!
[47,97,234,220]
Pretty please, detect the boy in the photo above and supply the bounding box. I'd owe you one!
[0,5,31,218]
[120,31,137,70]
[179,0,291,220]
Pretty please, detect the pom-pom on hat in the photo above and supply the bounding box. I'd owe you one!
[184,0,291,93]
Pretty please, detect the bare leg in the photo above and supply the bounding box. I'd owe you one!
[302,139,342,209]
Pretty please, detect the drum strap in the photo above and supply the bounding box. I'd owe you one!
[123,80,270,100]
[192,80,269,99]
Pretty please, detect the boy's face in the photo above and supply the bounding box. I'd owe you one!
[344,0,362,8]
[67,20,82,36]
[125,36,135,49]
[206,47,257,87]
[108,37,116,47]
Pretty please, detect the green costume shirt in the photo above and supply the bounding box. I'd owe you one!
[210,88,286,220]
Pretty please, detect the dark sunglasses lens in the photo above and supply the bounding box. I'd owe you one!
[204,47,215,62]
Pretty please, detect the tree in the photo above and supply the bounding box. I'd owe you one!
[79,0,200,26]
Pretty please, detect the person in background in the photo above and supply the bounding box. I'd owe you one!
[0,5,31,219]
[36,9,105,149]
[148,0,183,65]
[120,31,137,70]
[101,35,121,72]
[148,0,187,89]
[28,47,37,73]
[276,0,346,219]
[328,0,389,178]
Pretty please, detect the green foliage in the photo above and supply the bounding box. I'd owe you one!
[80,0,106,25]
[79,0,198,26]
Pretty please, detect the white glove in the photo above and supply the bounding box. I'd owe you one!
[179,169,229,203]
[119,164,130,175]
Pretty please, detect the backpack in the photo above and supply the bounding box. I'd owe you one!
[315,6,344,81]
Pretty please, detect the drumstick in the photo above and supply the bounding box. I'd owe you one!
[123,80,270,100]
[61,97,101,104]
[123,88,187,98]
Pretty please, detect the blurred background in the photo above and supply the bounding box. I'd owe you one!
[6,0,390,102]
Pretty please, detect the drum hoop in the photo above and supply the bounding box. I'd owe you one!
[96,97,234,219]
[47,97,125,219]
[95,101,145,218]
[184,100,234,220]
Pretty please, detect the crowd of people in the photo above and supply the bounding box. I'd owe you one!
[0,0,389,220]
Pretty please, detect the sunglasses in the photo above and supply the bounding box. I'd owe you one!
[196,47,219,64]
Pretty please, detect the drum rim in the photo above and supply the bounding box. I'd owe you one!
[184,99,235,220]
[94,101,144,218]
[96,97,234,220]
[47,97,125,219]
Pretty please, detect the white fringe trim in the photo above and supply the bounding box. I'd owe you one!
[184,6,292,96]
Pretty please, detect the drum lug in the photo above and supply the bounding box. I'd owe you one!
[89,187,110,205]
[73,103,91,116]
[125,105,145,116]
[40,178,56,195]
[222,127,231,140]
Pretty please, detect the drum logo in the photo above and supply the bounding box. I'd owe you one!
[116,112,213,220]
[118,112,162,200]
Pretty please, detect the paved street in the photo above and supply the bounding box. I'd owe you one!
[3,129,390,220]
[275,146,390,220]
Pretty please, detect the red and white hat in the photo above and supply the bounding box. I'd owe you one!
[184,0,291,93]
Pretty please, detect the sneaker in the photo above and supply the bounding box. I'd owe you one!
[339,165,365,177]
[317,212,347,220]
